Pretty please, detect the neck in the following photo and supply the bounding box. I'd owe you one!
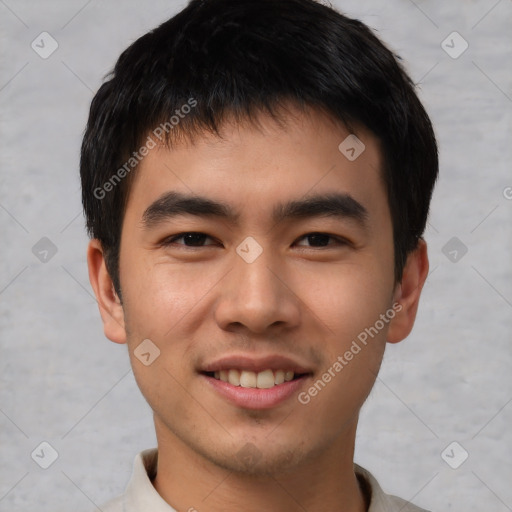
[152,418,367,512]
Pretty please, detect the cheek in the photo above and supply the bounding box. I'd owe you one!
[122,257,218,340]
[120,260,205,409]
[296,264,393,417]
[297,262,393,347]
[295,271,391,428]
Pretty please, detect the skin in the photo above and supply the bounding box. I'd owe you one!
[88,106,429,512]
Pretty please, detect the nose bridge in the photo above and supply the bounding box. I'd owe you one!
[214,241,300,333]
[237,249,278,306]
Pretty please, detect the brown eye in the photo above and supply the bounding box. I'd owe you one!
[163,232,216,247]
[295,232,347,247]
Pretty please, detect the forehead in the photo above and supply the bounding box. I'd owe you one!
[123,107,388,227]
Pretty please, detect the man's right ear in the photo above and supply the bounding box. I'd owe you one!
[87,239,127,344]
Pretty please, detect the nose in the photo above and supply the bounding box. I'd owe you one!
[214,246,301,335]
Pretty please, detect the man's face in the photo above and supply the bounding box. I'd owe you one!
[116,108,397,474]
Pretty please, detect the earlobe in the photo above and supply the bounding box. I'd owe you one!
[87,239,127,344]
[387,239,429,344]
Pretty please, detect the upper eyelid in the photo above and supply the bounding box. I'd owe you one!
[163,232,218,245]
[163,231,348,246]
[295,233,350,247]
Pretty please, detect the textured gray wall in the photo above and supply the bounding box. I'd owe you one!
[0,1,511,511]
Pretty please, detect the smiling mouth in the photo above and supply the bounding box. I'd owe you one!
[202,369,308,389]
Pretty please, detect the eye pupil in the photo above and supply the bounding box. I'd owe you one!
[307,233,330,246]
[183,233,207,246]
[170,232,339,249]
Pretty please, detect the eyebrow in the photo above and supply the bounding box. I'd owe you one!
[141,191,368,229]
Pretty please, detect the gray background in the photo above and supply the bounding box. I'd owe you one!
[1,0,511,511]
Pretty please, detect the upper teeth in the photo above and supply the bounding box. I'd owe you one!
[213,369,295,388]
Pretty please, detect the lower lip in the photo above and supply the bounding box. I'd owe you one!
[201,374,309,410]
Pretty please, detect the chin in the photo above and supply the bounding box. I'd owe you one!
[211,445,307,476]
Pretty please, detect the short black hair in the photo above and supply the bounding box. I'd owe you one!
[80,0,438,296]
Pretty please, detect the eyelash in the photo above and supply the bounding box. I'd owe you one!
[161,232,350,249]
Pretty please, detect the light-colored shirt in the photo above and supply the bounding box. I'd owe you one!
[99,449,430,512]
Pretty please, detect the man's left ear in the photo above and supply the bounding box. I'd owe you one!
[387,238,429,344]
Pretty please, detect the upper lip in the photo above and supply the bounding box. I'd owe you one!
[200,354,314,374]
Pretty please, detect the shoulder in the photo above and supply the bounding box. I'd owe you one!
[386,494,431,512]
[92,449,161,512]
[355,464,431,512]
[95,494,123,512]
